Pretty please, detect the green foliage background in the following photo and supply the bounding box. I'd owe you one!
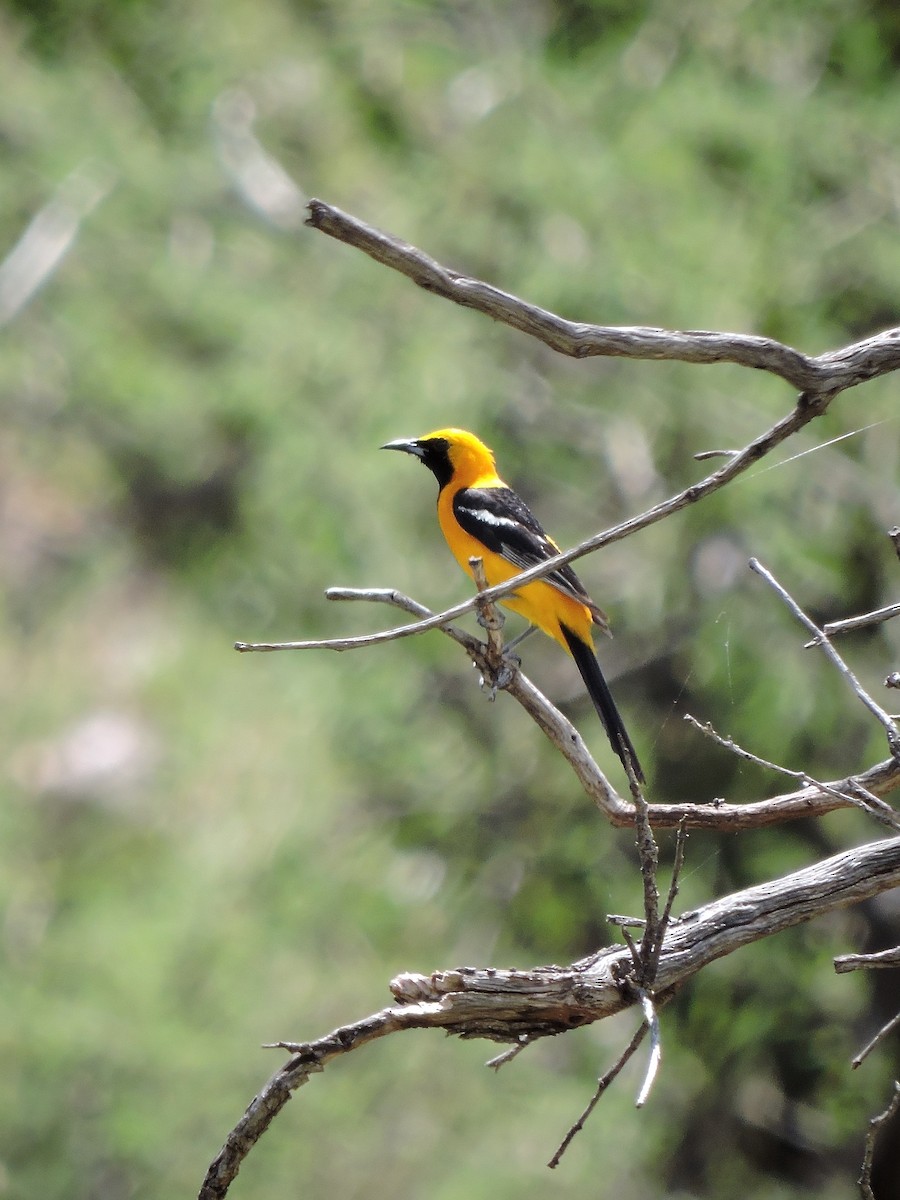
[3,1,900,1196]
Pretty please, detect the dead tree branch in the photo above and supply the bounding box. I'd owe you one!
[836,947,900,973]
[859,1081,900,1200]
[751,558,900,756]
[251,586,900,833]
[199,835,900,1200]
[219,200,900,1198]
[235,385,834,656]
[685,715,900,832]
[305,200,900,394]
[808,602,900,643]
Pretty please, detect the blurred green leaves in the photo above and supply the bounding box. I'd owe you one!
[3,1,900,1197]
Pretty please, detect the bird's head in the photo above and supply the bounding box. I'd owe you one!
[381,428,497,489]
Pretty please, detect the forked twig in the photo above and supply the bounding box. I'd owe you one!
[858,1081,900,1200]
[749,559,900,757]
[547,1022,649,1169]
[299,586,900,833]
[235,387,835,659]
[200,836,900,1197]
[805,602,900,643]
[685,715,900,832]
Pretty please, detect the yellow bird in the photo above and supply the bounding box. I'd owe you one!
[382,428,643,782]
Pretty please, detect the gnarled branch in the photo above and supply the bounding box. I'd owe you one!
[244,585,900,832]
[199,835,900,1200]
[306,199,900,394]
[220,199,900,1198]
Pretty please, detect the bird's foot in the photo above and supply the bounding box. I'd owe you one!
[476,650,520,700]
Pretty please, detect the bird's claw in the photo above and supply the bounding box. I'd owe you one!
[477,653,519,699]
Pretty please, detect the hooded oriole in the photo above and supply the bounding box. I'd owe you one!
[382,427,644,782]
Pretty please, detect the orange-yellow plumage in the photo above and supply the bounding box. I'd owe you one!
[382,427,642,781]
[432,437,598,652]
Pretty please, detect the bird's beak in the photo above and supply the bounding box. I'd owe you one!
[380,437,424,458]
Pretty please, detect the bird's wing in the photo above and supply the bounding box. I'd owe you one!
[453,486,609,629]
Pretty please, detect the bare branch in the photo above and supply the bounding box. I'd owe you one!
[302,586,900,832]
[750,559,900,756]
[305,199,900,394]
[852,1012,900,1069]
[647,821,689,987]
[235,388,837,658]
[836,947,900,973]
[805,602,900,644]
[218,198,900,1200]
[199,1000,449,1200]
[859,1082,900,1200]
[200,835,900,1198]
[547,1021,649,1169]
[631,780,661,981]
[685,715,900,832]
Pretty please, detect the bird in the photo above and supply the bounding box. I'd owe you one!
[381,427,644,782]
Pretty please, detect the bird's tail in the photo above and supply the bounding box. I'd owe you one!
[561,624,645,784]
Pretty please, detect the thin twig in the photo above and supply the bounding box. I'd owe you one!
[835,947,900,973]
[621,926,642,975]
[749,559,900,758]
[685,714,900,832]
[319,587,900,831]
[694,448,740,461]
[487,1036,535,1075]
[858,1081,900,1200]
[852,1010,900,1069]
[804,602,900,644]
[646,821,688,986]
[547,1022,649,1169]
[485,1039,531,1071]
[235,388,836,657]
[607,915,646,929]
[633,783,661,982]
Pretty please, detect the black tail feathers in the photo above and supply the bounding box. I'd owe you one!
[561,625,645,784]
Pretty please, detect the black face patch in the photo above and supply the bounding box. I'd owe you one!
[415,437,454,489]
